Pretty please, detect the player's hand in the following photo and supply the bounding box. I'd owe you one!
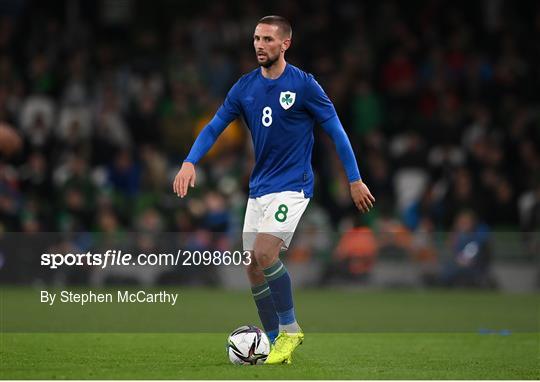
[350,180,375,213]
[173,162,196,198]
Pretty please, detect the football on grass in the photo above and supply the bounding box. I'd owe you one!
[226,325,270,365]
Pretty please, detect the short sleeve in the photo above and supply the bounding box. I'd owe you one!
[216,80,242,124]
[304,74,337,124]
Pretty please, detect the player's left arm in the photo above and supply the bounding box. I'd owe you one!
[304,74,375,213]
[320,116,375,213]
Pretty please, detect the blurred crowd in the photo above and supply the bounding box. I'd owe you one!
[0,0,539,285]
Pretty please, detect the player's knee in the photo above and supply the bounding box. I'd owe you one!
[252,247,276,268]
[252,234,282,268]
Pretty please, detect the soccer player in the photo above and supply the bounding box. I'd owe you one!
[173,15,375,364]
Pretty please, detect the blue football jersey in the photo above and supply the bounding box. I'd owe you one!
[216,63,337,198]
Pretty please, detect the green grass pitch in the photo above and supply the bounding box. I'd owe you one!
[1,288,539,379]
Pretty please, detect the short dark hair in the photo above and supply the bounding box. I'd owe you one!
[257,15,292,38]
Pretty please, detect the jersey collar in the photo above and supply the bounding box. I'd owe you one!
[258,62,290,83]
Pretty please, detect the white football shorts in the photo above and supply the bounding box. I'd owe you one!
[242,190,310,251]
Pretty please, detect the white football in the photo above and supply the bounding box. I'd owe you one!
[227,325,270,365]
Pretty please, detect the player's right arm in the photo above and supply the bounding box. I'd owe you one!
[173,81,243,198]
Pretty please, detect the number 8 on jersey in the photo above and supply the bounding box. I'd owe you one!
[262,106,272,127]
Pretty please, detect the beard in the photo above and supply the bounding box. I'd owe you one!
[257,52,279,68]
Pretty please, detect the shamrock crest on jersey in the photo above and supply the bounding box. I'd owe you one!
[279,91,296,110]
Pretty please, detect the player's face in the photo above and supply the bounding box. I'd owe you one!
[253,23,289,68]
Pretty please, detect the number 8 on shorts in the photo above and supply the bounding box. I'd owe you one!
[242,191,310,251]
[275,204,288,222]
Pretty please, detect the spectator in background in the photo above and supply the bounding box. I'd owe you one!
[107,149,141,198]
[201,191,230,232]
[516,141,540,192]
[0,163,21,231]
[61,50,91,105]
[19,95,55,153]
[485,177,518,226]
[139,144,168,193]
[410,216,439,285]
[159,81,196,156]
[56,104,93,156]
[519,181,540,262]
[364,150,394,206]
[134,207,165,233]
[127,89,161,147]
[441,210,494,288]
[92,85,132,165]
[18,151,51,202]
[351,80,383,139]
[381,46,417,132]
[376,205,412,260]
[391,132,429,219]
[94,207,124,244]
[320,217,377,285]
[55,156,96,231]
[26,53,56,94]
[132,208,166,280]
[443,167,481,227]
[403,183,445,231]
[0,56,23,123]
